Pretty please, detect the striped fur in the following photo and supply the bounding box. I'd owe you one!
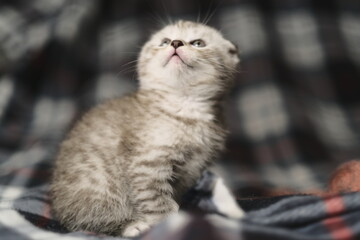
[50,20,239,237]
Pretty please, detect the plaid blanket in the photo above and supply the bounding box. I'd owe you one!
[1,0,360,239]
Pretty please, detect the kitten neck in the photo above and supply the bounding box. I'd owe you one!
[137,88,220,121]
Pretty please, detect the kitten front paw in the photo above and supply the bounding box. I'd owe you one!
[122,221,151,238]
[212,177,245,219]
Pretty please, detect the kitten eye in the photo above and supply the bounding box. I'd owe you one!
[159,38,171,47]
[190,39,206,48]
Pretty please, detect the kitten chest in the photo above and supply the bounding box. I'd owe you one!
[144,116,226,161]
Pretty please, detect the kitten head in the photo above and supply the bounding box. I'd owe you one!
[138,21,239,98]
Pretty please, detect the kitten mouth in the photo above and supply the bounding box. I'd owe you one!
[164,53,193,68]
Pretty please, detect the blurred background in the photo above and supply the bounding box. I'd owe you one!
[1,0,360,196]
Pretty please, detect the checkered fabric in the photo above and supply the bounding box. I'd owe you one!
[1,0,360,239]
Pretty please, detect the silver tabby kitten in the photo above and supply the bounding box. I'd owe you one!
[50,20,240,237]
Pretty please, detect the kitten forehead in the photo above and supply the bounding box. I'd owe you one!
[153,21,223,42]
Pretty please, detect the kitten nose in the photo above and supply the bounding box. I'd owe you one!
[171,40,184,49]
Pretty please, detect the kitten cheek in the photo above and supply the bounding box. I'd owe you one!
[178,49,197,64]
[229,54,240,67]
[176,50,188,62]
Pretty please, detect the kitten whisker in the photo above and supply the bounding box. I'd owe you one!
[202,0,222,25]
[119,59,138,68]
[116,60,139,77]
[147,11,169,28]
[160,0,173,25]
[116,52,139,54]
[196,2,203,24]
[116,66,138,77]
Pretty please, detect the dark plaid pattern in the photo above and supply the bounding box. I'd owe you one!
[1,0,360,239]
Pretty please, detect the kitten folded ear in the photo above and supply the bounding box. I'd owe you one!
[228,42,239,54]
[227,41,240,65]
[227,41,239,54]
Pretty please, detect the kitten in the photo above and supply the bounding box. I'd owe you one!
[50,20,240,237]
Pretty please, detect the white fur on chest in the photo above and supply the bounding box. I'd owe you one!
[143,94,220,146]
[145,115,218,149]
[159,94,215,121]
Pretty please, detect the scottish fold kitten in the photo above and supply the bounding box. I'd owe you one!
[50,20,241,237]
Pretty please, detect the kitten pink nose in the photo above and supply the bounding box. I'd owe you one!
[171,40,184,49]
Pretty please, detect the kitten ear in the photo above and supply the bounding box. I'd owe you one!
[228,42,239,55]
[226,41,240,65]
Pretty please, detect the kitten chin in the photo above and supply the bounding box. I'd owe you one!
[49,20,240,237]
